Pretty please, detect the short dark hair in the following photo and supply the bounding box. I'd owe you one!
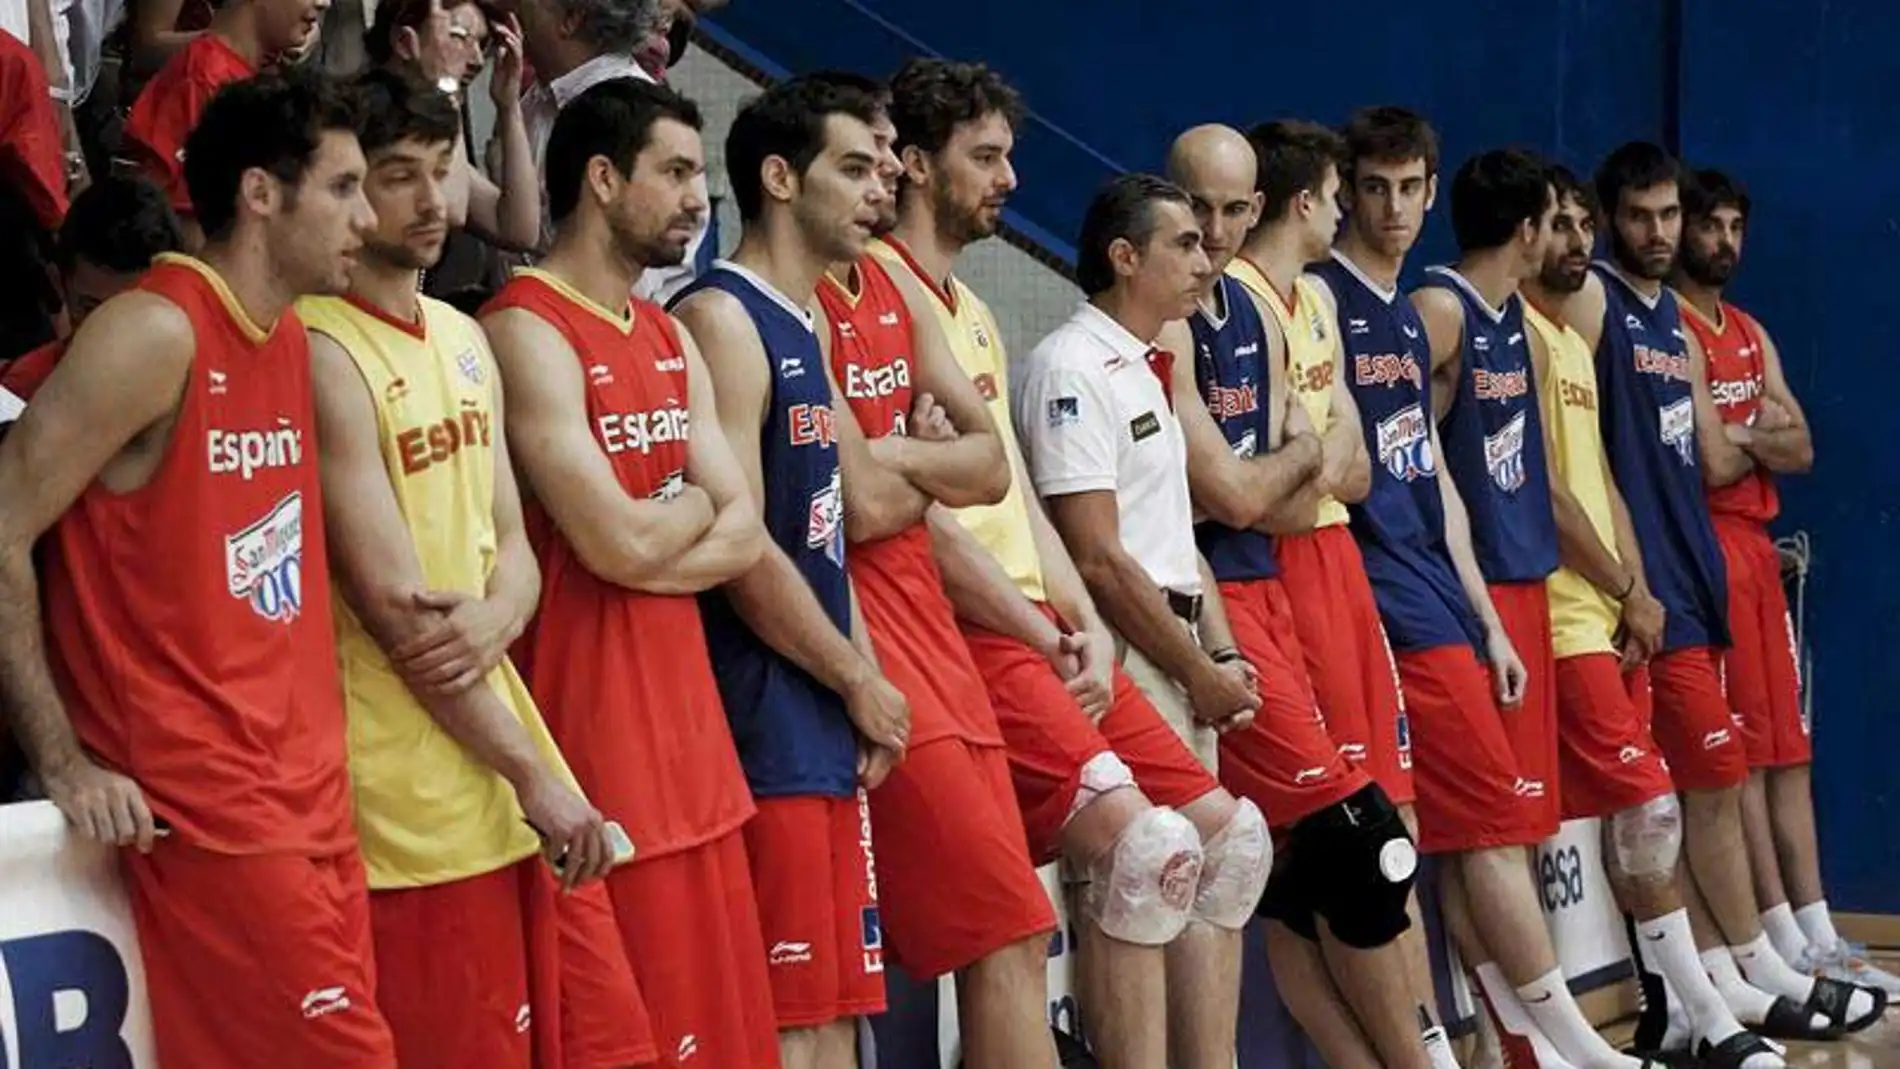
[1682,167,1751,222]
[1594,141,1681,216]
[887,57,1024,159]
[547,78,702,223]
[1548,162,1598,217]
[727,75,882,222]
[55,176,184,274]
[352,67,461,156]
[1340,105,1439,182]
[1075,173,1192,296]
[547,0,657,56]
[1247,119,1345,224]
[1448,148,1551,252]
[184,68,362,241]
[805,69,890,111]
[365,0,430,66]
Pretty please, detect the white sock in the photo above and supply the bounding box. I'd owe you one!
[1637,910,1747,1043]
[1475,963,1577,1069]
[1422,1024,1463,1069]
[1515,968,1638,1069]
[1731,932,1817,1004]
[1703,945,1821,1030]
[1794,901,1842,953]
[1760,903,1810,963]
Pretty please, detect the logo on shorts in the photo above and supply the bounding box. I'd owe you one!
[768,941,814,966]
[861,906,885,975]
[300,986,351,1020]
[678,1034,700,1061]
[1514,777,1547,799]
[1294,766,1330,785]
[1395,712,1414,770]
[1703,728,1733,750]
[1618,745,1647,765]
[515,1003,531,1033]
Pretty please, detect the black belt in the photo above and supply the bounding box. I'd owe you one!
[1166,589,1203,625]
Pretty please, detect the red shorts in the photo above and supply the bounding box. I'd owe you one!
[1554,655,1676,819]
[371,857,655,1069]
[1489,582,1562,839]
[1648,646,1750,792]
[1713,515,1811,767]
[1275,525,1414,803]
[868,737,1057,978]
[962,604,1220,863]
[601,829,780,1068]
[1397,645,1546,853]
[121,845,397,1069]
[744,791,888,1028]
[1217,578,1372,828]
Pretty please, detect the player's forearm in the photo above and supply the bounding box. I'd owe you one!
[1322,419,1371,504]
[416,679,551,792]
[1196,435,1319,531]
[927,506,1064,653]
[484,532,542,643]
[871,432,1009,508]
[1075,546,1217,693]
[1439,478,1504,634]
[624,497,765,595]
[1027,494,1107,639]
[0,549,88,776]
[841,454,933,544]
[1606,483,1650,592]
[1745,426,1812,474]
[488,102,540,251]
[579,495,717,589]
[1255,475,1323,535]
[1700,431,1757,487]
[721,545,878,696]
[1551,486,1632,598]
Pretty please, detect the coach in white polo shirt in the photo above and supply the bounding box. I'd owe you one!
[1017,173,1261,771]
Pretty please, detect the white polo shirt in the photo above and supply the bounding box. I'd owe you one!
[1015,300,1201,596]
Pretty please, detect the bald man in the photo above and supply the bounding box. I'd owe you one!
[1157,125,1434,1069]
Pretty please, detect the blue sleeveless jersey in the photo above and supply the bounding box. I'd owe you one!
[670,264,859,798]
[1421,267,1560,584]
[1590,263,1729,651]
[1191,274,1280,582]
[1308,253,1484,653]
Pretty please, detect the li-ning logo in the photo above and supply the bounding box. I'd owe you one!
[300,986,350,1020]
[768,941,814,966]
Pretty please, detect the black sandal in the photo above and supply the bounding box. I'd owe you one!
[1804,975,1888,1034]
[1697,1031,1785,1069]
[1755,993,1845,1041]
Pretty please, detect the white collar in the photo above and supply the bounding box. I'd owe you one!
[1331,248,1400,305]
[1073,300,1155,367]
[549,52,655,110]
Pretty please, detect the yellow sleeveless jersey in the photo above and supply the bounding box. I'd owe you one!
[871,239,1048,603]
[1226,257,1349,528]
[298,294,575,889]
[1526,302,1620,659]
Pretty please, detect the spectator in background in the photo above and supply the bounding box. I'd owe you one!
[366,0,539,251]
[122,0,331,243]
[1,25,74,232]
[2,176,183,402]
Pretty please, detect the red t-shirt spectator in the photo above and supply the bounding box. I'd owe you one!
[0,30,69,230]
[124,34,255,216]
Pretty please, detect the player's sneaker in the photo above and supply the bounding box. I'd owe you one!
[1796,941,1900,999]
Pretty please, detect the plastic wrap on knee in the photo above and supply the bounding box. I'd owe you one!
[1303,786,1417,949]
[1611,793,1683,879]
[1065,751,1137,824]
[1192,798,1272,930]
[1081,806,1204,946]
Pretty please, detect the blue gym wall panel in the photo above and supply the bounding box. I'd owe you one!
[1680,0,1900,915]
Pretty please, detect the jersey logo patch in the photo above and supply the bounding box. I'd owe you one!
[972,372,998,400]
[456,349,485,386]
[1375,403,1434,482]
[1232,429,1257,458]
[1660,396,1695,464]
[1048,396,1080,428]
[1484,411,1529,492]
[807,467,844,566]
[1129,411,1162,443]
[225,491,304,623]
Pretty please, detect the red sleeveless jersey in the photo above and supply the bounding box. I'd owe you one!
[484,271,752,858]
[817,256,1002,748]
[1682,300,1779,522]
[44,255,354,855]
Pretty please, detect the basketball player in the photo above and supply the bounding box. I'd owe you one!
[1227,118,1444,1057]
[673,74,1060,1069]
[302,70,653,1069]
[0,69,398,1069]
[1161,122,1430,1069]
[1673,170,1897,995]
[1563,142,1877,1036]
[1307,107,1654,1069]
[484,79,783,1069]
[125,0,328,239]
[1524,164,1796,1069]
[879,61,1269,1069]
[1015,172,1281,1069]
[0,176,185,404]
